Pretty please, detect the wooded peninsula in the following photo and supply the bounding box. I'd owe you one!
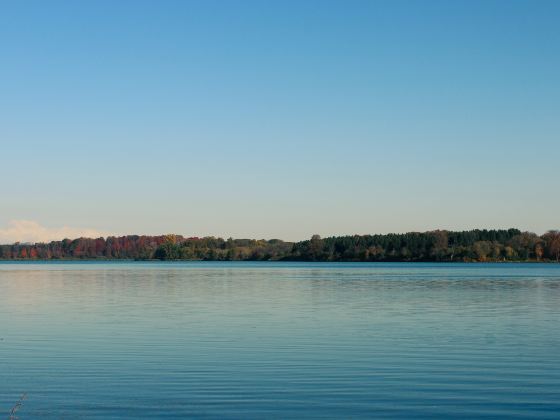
[1,229,559,262]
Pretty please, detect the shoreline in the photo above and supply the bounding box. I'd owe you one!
[0,259,558,263]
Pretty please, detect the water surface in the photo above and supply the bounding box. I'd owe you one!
[1,262,559,418]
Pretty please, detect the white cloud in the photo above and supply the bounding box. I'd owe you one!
[0,220,109,244]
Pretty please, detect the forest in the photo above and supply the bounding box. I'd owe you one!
[1,229,559,262]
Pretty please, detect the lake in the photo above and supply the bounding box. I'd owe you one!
[1,262,559,419]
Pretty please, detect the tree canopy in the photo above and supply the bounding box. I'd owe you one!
[1,229,559,262]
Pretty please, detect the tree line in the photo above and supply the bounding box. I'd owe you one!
[1,229,559,262]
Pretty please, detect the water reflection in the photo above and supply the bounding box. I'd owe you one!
[1,262,559,419]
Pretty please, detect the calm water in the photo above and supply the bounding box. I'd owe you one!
[1,262,560,419]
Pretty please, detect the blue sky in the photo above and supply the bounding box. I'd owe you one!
[1,0,559,242]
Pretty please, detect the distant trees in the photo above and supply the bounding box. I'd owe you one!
[543,230,560,262]
[0,235,171,260]
[0,228,559,262]
[288,228,556,262]
[152,237,293,261]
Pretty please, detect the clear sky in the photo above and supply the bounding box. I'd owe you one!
[1,0,559,243]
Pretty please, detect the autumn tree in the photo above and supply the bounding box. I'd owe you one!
[543,230,560,262]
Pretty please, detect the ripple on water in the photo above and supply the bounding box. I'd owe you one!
[1,262,559,419]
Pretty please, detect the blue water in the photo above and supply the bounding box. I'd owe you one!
[1,262,559,419]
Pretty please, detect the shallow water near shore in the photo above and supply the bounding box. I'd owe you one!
[1,262,560,418]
